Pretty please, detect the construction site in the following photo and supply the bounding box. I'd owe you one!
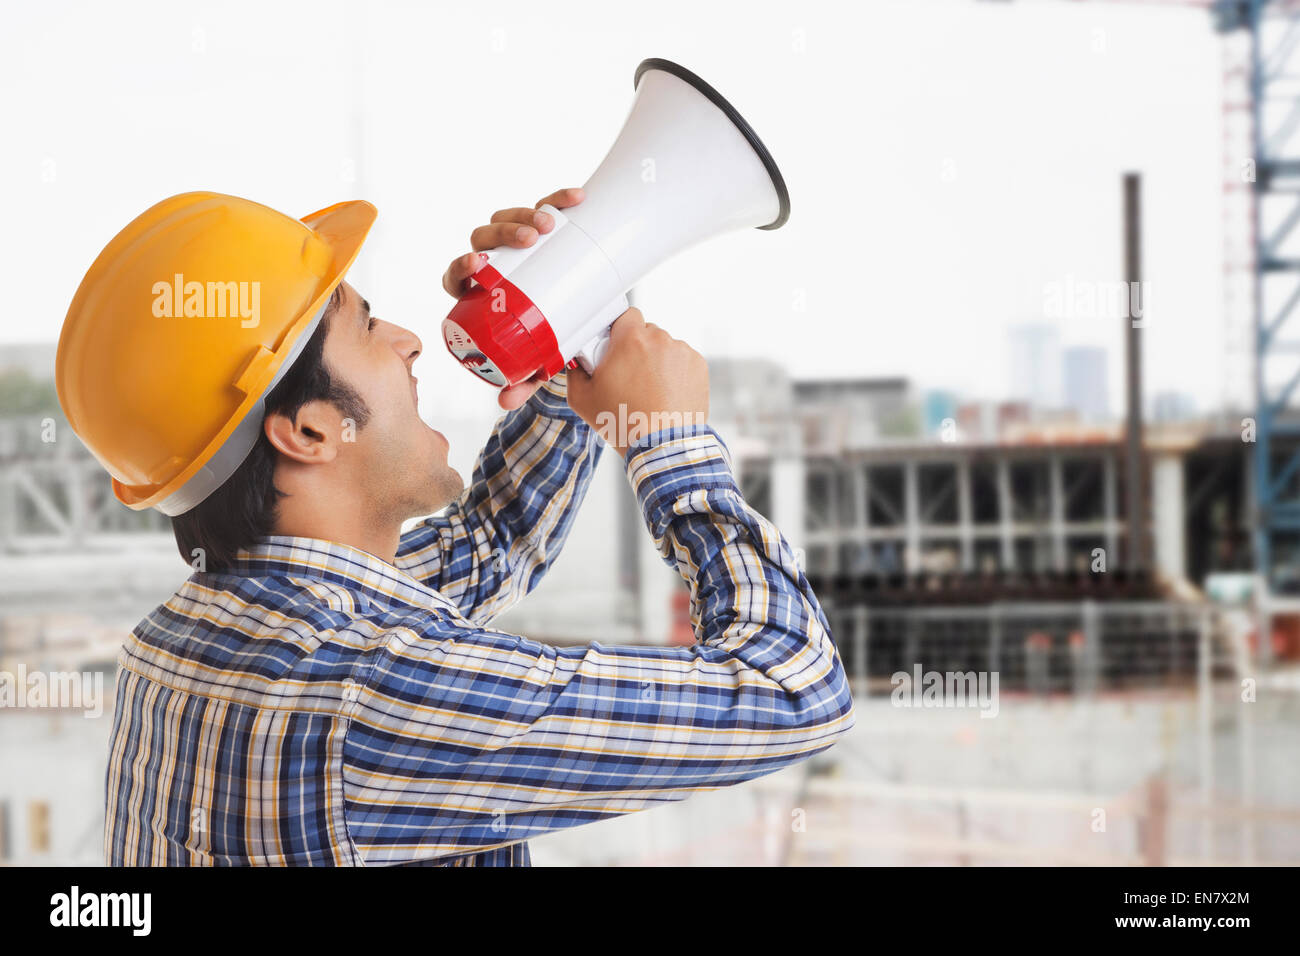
[2,0,1300,868]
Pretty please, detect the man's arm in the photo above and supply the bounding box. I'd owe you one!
[394,369,603,624]
[345,425,855,863]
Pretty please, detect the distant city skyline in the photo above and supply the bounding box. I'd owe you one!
[1008,323,1064,411]
[1064,345,1109,422]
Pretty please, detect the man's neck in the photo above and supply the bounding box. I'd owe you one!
[272,497,402,566]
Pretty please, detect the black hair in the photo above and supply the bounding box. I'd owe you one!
[170,288,370,570]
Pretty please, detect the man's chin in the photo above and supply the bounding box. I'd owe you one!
[400,465,464,522]
[430,467,465,513]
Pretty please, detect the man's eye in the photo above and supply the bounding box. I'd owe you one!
[367,316,377,332]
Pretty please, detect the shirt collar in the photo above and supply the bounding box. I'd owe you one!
[230,534,461,616]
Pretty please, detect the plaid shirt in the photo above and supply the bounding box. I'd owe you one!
[104,371,855,866]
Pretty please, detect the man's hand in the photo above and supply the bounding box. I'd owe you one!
[441,187,585,412]
[566,308,709,458]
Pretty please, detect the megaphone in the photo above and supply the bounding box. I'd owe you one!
[443,57,790,388]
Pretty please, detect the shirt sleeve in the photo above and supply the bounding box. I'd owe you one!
[393,369,603,626]
[343,423,856,863]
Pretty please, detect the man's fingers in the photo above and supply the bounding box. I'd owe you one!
[443,251,485,299]
[449,190,586,300]
[535,186,584,211]
[470,220,539,251]
[497,374,546,411]
[607,307,645,344]
[466,190,582,256]
[489,207,556,233]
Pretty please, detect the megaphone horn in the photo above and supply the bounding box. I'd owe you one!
[443,57,791,388]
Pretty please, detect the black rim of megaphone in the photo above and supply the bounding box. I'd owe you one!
[634,58,791,231]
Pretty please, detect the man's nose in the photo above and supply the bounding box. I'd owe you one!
[391,324,423,364]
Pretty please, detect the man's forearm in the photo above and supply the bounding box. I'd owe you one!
[626,422,840,656]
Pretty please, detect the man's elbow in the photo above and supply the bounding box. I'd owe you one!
[795,655,857,745]
[825,666,858,740]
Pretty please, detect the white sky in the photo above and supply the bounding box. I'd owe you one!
[0,0,1228,470]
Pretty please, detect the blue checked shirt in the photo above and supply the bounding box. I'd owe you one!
[105,371,856,866]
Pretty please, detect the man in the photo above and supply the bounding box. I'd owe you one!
[57,187,855,866]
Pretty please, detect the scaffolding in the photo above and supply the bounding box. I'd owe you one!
[1232,1,1300,590]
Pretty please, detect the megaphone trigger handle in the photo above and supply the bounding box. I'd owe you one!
[569,289,628,375]
[572,326,613,376]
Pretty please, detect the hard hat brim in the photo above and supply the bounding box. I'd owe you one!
[110,199,377,513]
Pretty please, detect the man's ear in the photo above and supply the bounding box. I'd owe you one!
[264,401,343,465]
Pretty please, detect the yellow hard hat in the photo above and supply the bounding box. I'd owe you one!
[55,191,376,515]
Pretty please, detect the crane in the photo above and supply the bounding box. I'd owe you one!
[985,0,1300,605]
